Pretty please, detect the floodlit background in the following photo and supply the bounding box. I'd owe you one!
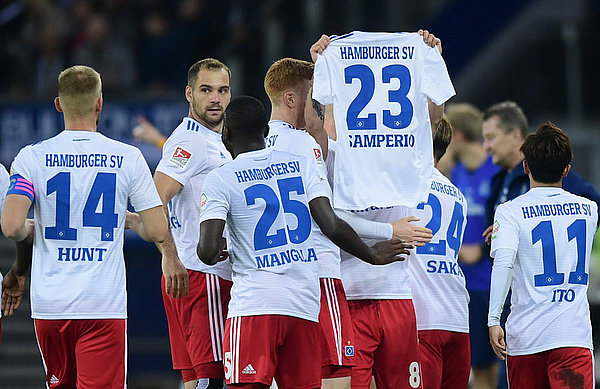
[1,0,600,387]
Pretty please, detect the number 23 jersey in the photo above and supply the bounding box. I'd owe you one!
[491,187,598,355]
[199,149,330,322]
[10,130,162,319]
[313,31,455,209]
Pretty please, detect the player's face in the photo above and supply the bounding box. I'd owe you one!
[187,68,231,130]
[482,115,520,169]
[294,80,312,129]
[303,88,323,132]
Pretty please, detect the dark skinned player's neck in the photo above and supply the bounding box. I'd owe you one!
[231,141,266,158]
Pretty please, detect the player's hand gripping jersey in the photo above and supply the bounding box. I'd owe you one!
[10,130,162,319]
[200,149,330,322]
[408,169,469,332]
[156,117,232,279]
[265,120,342,279]
[313,31,455,209]
[490,188,598,355]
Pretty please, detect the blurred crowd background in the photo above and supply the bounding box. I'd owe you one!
[1,0,600,387]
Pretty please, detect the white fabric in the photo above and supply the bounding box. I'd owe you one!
[334,209,393,240]
[0,163,9,317]
[265,120,341,279]
[10,130,162,319]
[156,117,233,279]
[487,248,515,327]
[408,169,469,332]
[339,205,412,300]
[313,31,455,209]
[490,187,598,355]
[199,148,331,322]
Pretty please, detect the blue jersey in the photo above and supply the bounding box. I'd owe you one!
[451,156,498,291]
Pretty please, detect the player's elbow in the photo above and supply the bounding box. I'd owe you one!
[196,241,219,266]
[145,223,169,244]
[1,216,25,241]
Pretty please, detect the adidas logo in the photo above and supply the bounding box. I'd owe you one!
[242,364,256,375]
[49,375,59,384]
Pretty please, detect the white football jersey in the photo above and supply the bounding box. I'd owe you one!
[265,120,341,279]
[340,205,412,300]
[408,169,469,332]
[313,31,455,209]
[0,163,9,316]
[156,117,232,279]
[199,148,330,322]
[491,187,597,355]
[10,130,162,319]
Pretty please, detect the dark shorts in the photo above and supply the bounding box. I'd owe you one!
[468,289,498,368]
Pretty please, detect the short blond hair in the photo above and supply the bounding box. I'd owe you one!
[445,103,482,142]
[264,58,314,106]
[58,65,102,116]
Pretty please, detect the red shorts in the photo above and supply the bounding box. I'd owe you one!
[418,330,470,389]
[224,315,321,389]
[348,299,422,389]
[162,270,232,379]
[319,278,355,379]
[34,318,126,388]
[506,347,594,389]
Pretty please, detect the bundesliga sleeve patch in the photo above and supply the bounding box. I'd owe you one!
[7,174,35,202]
[169,146,192,169]
[199,193,208,213]
[491,220,500,241]
[313,148,324,164]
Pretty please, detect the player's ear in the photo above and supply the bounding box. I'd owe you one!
[283,91,294,109]
[185,86,193,103]
[263,124,270,139]
[96,95,103,112]
[523,160,530,175]
[562,164,571,178]
[54,97,63,113]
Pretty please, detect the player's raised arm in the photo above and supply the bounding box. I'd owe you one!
[310,34,331,63]
[310,197,413,265]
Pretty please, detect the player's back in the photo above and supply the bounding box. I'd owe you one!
[265,120,341,279]
[11,130,161,319]
[201,148,329,322]
[492,187,598,354]
[408,168,469,332]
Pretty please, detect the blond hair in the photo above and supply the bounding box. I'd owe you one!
[58,65,102,116]
[445,103,482,142]
[264,58,314,106]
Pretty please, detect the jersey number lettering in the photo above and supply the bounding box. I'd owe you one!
[416,193,464,258]
[45,172,118,241]
[244,176,311,251]
[532,219,588,287]
[345,64,413,130]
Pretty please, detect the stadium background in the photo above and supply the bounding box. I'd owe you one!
[1,0,600,387]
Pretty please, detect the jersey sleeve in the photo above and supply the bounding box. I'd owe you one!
[128,149,163,212]
[0,164,10,211]
[156,133,207,186]
[420,45,456,106]
[312,53,334,105]
[10,147,34,183]
[302,154,331,202]
[199,171,229,222]
[490,203,520,258]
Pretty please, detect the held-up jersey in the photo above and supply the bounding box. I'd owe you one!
[199,149,330,322]
[10,130,162,319]
[265,120,341,279]
[313,31,455,209]
[156,117,232,279]
[490,188,597,355]
[408,169,469,332]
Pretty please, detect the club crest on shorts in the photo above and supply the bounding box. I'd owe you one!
[169,146,192,169]
[345,345,355,357]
